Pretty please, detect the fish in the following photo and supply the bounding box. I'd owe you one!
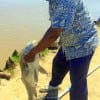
[20,41,48,100]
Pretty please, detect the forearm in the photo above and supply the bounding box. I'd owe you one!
[31,27,62,55]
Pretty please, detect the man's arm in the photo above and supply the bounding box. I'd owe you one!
[24,27,62,62]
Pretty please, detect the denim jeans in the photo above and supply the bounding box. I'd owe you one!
[46,48,94,100]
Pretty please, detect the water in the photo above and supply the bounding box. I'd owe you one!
[0,0,50,68]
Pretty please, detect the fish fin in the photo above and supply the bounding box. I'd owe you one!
[39,65,48,75]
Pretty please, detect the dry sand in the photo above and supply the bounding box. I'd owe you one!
[0,27,100,100]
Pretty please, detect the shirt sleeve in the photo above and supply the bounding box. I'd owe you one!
[51,0,77,30]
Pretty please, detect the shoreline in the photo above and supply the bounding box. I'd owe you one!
[0,26,100,69]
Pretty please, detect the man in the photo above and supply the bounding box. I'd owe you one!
[24,0,98,100]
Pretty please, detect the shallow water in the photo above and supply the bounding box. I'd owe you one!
[0,0,49,68]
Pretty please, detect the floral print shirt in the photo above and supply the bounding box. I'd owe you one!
[46,0,98,60]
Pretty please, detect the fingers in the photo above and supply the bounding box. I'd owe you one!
[24,53,35,63]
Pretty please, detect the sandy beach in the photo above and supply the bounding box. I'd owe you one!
[0,27,100,100]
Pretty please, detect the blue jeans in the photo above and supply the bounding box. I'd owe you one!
[48,48,94,100]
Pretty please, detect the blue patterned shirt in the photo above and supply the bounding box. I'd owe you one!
[47,0,98,60]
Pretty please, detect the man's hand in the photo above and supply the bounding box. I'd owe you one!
[24,27,62,63]
[24,50,35,63]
